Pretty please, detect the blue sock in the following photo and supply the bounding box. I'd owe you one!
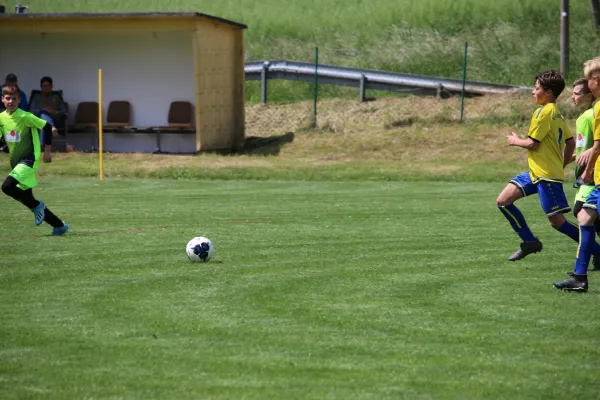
[558,221,600,255]
[498,205,536,242]
[558,220,579,241]
[574,225,596,275]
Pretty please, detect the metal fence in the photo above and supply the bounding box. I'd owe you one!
[245,60,531,104]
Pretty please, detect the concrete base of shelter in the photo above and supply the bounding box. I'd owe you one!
[103,131,159,153]
[156,131,196,154]
[65,129,197,153]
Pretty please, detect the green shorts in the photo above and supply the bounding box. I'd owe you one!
[9,163,38,190]
[575,184,595,204]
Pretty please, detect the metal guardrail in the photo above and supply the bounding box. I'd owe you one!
[245,60,531,103]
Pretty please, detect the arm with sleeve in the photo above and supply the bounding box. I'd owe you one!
[42,122,53,146]
[528,106,551,143]
[25,112,53,146]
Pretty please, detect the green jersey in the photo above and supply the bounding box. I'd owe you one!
[575,108,594,180]
[0,109,46,169]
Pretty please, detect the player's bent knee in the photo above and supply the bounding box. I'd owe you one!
[549,215,566,230]
[550,221,563,230]
[496,197,512,207]
[1,178,20,198]
[578,209,598,226]
[496,187,521,207]
[1,181,11,196]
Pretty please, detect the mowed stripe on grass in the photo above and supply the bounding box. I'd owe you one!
[0,179,599,399]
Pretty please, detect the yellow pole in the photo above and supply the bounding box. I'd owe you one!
[98,69,104,180]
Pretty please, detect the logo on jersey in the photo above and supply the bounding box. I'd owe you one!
[576,132,586,148]
[5,130,21,143]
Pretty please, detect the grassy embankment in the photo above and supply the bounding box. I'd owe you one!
[7,0,600,102]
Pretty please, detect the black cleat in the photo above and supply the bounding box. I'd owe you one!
[553,274,588,292]
[508,239,543,261]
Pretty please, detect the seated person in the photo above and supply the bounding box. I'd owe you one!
[0,73,28,111]
[29,76,67,145]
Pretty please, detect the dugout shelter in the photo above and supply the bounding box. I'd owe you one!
[0,12,247,153]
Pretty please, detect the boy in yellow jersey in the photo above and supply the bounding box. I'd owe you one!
[497,70,583,261]
[554,57,600,292]
[0,84,69,235]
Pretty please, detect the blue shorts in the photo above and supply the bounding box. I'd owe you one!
[510,172,570,217]
[583,187,600,211]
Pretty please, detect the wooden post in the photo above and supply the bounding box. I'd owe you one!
[560,0,569,77]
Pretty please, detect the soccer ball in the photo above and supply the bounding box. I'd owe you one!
[186,236,214,263]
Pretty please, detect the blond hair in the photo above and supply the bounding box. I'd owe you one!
[584,56,600,78]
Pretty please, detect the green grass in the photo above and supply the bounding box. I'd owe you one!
[1,178,600,399]
[5,0,600,102]
[0,153,528,184]
[0,91,557,184]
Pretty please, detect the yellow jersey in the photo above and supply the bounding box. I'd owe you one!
[592,102,600,186]
[527,103,572,183]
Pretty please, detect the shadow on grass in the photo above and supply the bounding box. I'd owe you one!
[208,132,294,156]
[240,132,294,156]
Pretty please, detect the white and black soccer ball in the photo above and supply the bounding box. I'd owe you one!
[186,236,214,263]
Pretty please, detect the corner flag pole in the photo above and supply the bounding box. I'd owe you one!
[98,69,104,181]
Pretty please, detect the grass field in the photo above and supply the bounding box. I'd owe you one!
[4,0,600,102]
[1,178,600,399]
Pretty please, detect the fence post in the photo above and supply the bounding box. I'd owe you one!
[359,74,367,102]
[436,84,444,99]
[261,61,269,105]
[460,41,468,122]
[560,0,569,77]
[312,47,319,128]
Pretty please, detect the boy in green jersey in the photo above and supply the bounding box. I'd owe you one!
[0,84,69,235]
[571,78,597,223]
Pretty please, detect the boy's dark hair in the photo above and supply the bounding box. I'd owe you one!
[535,70,565,98]
[2,84,19,96]
[5,73,17,83]
[40,76,53,86]
[573,78,591,93]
